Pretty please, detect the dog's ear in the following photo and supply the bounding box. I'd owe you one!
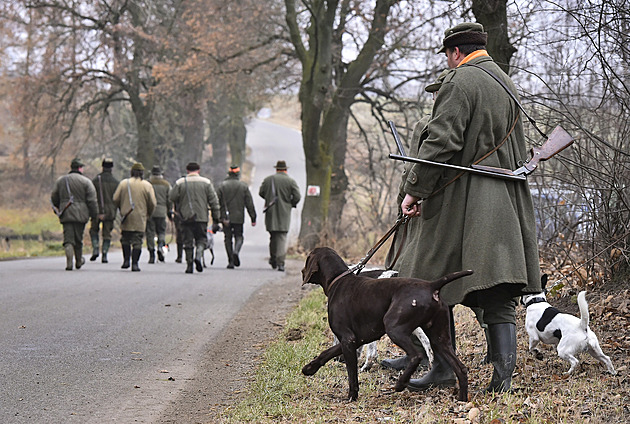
[541,273,549,291]
[301,254,320,286]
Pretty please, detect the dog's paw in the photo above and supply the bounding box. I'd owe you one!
[347,391,358,402]
[302,362,319,376]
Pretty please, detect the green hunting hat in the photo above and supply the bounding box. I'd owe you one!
[151,165,162,175]
[186,162,200,171]
[131,162,145,171]
[438,22,487,53]
[102,158,114,168]
[425,69,451,93]
[71,157,84,169]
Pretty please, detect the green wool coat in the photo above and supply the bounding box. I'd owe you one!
[169,173,220,224]
[92,170,119,220]
[113,177,157,232]
[259,172,301,232]
[51,171,99,224]
[148,175,172,219]
[400,55,541,306]
[217,174,257,225]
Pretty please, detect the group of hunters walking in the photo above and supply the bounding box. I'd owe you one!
[51,158,300,274]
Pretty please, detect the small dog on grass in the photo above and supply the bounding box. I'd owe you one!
[521,275,616,375]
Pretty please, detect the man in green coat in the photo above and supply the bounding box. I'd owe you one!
[259,160,301,272]
[51,157,98,271]
[113,162,157,272]
[169,162,221,274]
[217,165,257,269]
[400,23,541,393]
[89,158,119,263]
[146,165,172,263]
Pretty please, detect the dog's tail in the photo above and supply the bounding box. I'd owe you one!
[430,270,474,292]
[577,291,589,331]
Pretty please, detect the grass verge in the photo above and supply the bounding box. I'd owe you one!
[219,287,628,423]
[0,208,64,258]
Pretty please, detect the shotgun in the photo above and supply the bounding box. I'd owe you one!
[388,123,573,180]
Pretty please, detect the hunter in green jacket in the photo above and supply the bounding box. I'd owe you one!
[51,157,98,271]
[89,158,119,263]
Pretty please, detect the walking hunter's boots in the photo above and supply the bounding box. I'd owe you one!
[65,244,74,271]
[101,239,110,263]
[121,244,131,269]
[233,235,243,267]
[148,249,155,264]
[185,248,194,274]
[74,245,84,269]
[131,248,142,272]
[90,234,99,261]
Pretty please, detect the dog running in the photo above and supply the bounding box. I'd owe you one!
[301,247,472,401]
[521,274,616,375]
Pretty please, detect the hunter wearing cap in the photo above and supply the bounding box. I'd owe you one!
[51,157,99,271]
[258,160,301,272]
[113,162,157,272]
[169,162,221,274]
[217,165,257,269]
[398,22,541,393]
[145,165,172,264]
[89,158,119,263]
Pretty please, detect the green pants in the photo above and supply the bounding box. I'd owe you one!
[63,222,86,248]
[89,218,115,241]
[462,283,519,325]
[145,217,167,250]
[268,231,288,267]
[121,230,144,250]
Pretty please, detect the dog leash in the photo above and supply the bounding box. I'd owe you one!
[329,216,409,288]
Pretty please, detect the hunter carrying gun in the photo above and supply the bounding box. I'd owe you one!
[381,21,575,395]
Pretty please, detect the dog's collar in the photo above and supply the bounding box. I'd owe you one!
[525,297,547,308]
[329,268,353,289]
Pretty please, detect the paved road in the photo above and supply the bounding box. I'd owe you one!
[0,119,305,423]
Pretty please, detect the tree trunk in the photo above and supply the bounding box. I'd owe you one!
[472,0,517,74]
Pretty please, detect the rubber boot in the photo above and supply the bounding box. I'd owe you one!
[176,244,183,263]
[233,235,243,267]
[131,248,141,272]
[101,239,110,263]
[65,244,74,271]
[485,323,517,393]
[185,248,194,274]
[407,307,457,391]
[74,245,85,269]
[194,243,204,272]
[121,244,131,269]
[482,326,492,365]
[90,234,99,261]
[148,249,155,264]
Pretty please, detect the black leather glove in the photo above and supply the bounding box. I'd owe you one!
[167,211,174,220]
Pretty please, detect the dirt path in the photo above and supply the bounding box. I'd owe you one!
[156,260,305,423]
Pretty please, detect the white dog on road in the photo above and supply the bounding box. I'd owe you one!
[521,275,616,375]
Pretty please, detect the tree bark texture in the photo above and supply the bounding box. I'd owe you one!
[472,0,517,74]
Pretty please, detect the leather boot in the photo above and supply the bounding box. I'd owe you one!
[233,235,243,267]
[90,234,99,261]
[64,244,74,270]
[407,307,457,391]
[131,248,141,272]
[224,237,234,269]
[101,239,110,263]
[148,249,155,264]
[74,245,85,269]
[121,244,131,269]
[185,248,194,274]
[485,323,517,393]
[194,243,204,272]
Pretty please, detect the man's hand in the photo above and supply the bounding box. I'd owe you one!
[251,222,256,227]
[167,211,174,220]
[97,214,105,221]
[401,194,422,217]
[211,223,221,233]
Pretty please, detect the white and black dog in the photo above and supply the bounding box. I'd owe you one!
[521,275,616,375]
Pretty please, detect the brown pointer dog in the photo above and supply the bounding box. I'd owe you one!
[301,247,472,401]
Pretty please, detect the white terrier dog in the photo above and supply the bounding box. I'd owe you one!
[521,275,616,375]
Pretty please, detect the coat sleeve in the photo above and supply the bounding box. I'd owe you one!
[51,179,61,210]
[206,183,220,222]
[85,179,99,219]
[244,186,256,223]
[290,179,301,207]
[145,182,157,218]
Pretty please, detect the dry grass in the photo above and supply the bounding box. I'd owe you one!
[220,285,629,423]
